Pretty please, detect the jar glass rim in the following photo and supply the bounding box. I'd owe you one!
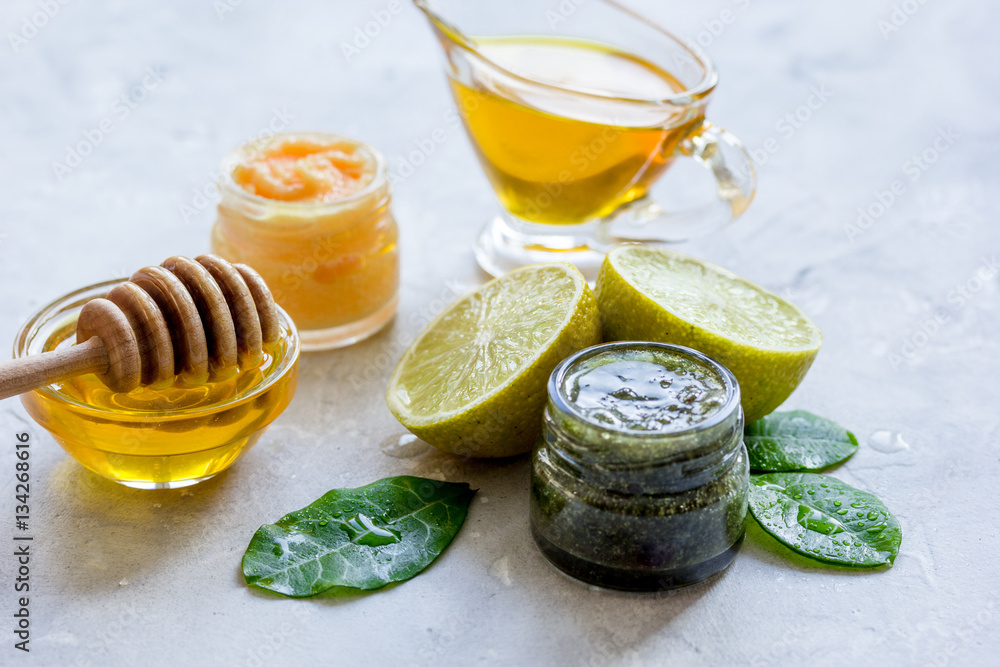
[547,341,741,438]
[13,278,300,420]
[217,131,389,214]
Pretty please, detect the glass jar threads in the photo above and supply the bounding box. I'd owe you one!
[212,132,399,351]
[530,342,749,591]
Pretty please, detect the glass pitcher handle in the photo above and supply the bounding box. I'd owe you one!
[601,121,757,245]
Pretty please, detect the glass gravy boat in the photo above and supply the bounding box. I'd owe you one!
[415,0,756,277]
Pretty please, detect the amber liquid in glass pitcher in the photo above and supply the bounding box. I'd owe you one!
[451,37,703,226]
[417,0,756,278]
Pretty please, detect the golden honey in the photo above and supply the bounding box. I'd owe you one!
[16,280,299,489]
[451,36,703,225]
[212,132,399,350]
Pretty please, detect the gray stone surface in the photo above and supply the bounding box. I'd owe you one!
[1,0,997,665]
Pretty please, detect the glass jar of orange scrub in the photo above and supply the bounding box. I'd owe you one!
[212,132,399,350]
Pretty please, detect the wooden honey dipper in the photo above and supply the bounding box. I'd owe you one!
[0,255,281,400]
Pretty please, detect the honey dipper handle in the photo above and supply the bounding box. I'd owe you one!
[0,337,109,401]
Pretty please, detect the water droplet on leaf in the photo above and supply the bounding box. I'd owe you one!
[342,513,402,547]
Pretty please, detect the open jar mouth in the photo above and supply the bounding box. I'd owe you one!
[217,131,390,215]
[543,341,743,482]
[13,279,300,420]
[548,341,741,438]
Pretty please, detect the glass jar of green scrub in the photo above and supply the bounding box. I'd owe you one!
[530,342,749,591]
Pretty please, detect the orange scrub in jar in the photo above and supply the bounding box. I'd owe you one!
[212,133,399,350]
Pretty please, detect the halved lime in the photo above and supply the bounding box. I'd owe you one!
[595,246,822,424]
[386,263,601,458]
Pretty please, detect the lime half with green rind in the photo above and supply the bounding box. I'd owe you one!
[595,245,822,424]
[386,263,601,458]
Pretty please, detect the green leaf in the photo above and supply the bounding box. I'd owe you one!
[749,473,901,568]
[242,476,476,597]
[744,410,858,471]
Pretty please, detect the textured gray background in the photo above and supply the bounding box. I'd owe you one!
[1,0,998,665]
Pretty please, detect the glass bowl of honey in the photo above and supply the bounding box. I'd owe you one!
[14,279,300,489]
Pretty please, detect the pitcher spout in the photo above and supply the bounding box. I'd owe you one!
[413,0,478,55]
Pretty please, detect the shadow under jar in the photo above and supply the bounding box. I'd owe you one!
[530,342,748,591]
